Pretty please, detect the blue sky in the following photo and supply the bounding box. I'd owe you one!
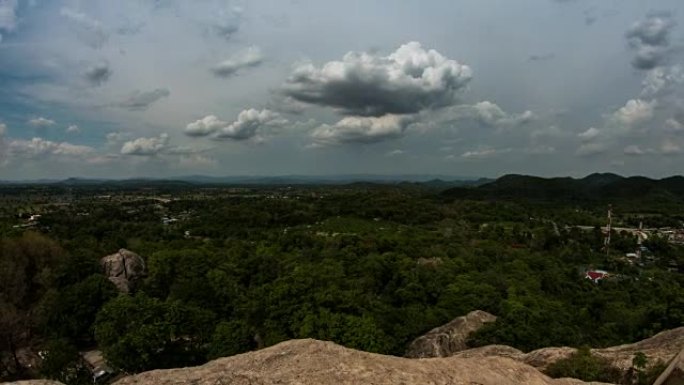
[0,0,683,179]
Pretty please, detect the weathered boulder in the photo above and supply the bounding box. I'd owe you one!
[405,310,497,358]
[100,249,146,293]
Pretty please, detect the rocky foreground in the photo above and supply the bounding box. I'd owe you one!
[4,335,684,385]
[3,311,682,385]
[3,339,610,385]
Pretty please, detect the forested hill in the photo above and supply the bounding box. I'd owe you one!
[442,173,684,205]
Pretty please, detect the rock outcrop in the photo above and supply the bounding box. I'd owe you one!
[105,339,606,385]
[8,337,684,385]
[653,347,684,385]
[405,310,496,358]
[451,327,684,374]
[100,249,146,293]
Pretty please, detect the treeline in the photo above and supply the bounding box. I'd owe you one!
[0,187,682,384]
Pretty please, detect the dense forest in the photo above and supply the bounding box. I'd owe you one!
[0,176,682,384]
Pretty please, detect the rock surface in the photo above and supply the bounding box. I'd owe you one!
[653,347,684,385]
[451,327,684,373]
[100,249,146,293]
[109,339,606,385]
[5,327,681,385]
[405,309,497,358]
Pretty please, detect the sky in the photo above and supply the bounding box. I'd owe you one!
[1,0,684,179]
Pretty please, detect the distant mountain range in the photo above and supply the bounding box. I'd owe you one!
[5,174,684,201]
[0,174,489,187]
[442,173,684,204]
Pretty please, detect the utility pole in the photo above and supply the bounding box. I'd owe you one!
[604,205,612,257]
[636,221,644,259]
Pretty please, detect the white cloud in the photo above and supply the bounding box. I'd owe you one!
[311,114,410,145]
[216,109,287,140]
[665,118,684,132]
[9,137,94,157]
[117,88,170,110]
[186,109,287,140]
[660,139,681,155]
[461,147,506,159]
[178,154,217,168]
[165,145,212,155]
[611,99,656,127]
[86,154,120,165]
[641,66,684,97]
[444,101,535,128]
[28,117,56,127]
[185,115,229,137]
[106,132,131,145]
[576,142,606,157]
[0,122,6,136]
[120,133,169,156]
[525,145,556,155]
[385,149,405,157]
[283,41,472,116]
[578,127,600,142]
[624,145,646,156]
[211,46,264,77]
[66,124,80,133]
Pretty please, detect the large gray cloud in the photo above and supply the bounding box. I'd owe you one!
[85,61,112,86]
[118,88,170,110]
[283,42,472,117]
[626,12,677,70]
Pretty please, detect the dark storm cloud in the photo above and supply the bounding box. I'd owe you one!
[117,88,170,110]
[84,62,112,86]
[282,42,472,117]
[626,12,677,70]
